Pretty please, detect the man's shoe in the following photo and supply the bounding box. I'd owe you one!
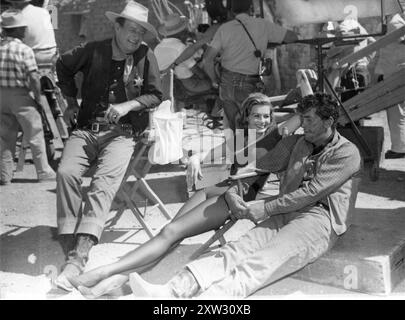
[385,150,405,159]
[38,170,57,182]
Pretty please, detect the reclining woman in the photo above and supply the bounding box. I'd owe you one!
[68,93,301,298]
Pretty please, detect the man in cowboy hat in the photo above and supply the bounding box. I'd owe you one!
[154,13,214,98]
[7,0,57,66]
[0,10,57,185]
[54,1,162,291]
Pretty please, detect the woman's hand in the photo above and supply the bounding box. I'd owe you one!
[186,154,203,187]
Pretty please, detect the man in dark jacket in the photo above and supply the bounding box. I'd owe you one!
[54,1,162,291]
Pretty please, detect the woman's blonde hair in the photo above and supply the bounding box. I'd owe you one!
[238,92,274,130]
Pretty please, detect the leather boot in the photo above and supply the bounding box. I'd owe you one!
[66,233,97,271]
[59,234,75,257]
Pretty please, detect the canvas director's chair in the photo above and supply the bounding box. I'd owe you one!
[107,69,182,238]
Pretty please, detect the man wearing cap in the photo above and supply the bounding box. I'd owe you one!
[7,0,57,66]
[54,1,162,291]
[154,13,213,96]
[0,10,57,185]
[203,0,298,131]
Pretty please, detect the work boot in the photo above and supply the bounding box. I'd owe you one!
[54,233,97,291]
[67,233,97,270]
[58,234,75,257]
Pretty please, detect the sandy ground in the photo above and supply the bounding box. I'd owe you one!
[0,108,404,300]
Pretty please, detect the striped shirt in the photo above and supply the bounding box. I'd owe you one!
[0,37,38,88]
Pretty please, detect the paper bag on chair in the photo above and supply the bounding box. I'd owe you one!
[148,100,183,165]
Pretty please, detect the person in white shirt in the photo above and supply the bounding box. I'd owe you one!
[154,13,213,96]
[7,0,57,66]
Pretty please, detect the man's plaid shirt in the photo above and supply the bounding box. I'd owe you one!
[0,37,38,88]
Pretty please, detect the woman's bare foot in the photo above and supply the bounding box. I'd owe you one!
[68,266,108,289]
[78,274,130,299]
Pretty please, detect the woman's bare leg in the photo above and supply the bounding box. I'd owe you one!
[174,185,229,219]
[70,194,230,288]
[173,189,208,219]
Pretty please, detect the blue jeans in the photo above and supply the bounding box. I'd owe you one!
[187,205,338,297]
[56,128,135,241]
[219,68,263,131]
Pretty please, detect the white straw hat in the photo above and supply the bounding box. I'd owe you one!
[105,1,158,39]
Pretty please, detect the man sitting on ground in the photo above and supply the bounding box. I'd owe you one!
[129,92,362,298]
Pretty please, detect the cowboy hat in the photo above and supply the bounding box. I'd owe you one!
[158,13,188,37]
[105,1,158,39]
[1,10,27,28]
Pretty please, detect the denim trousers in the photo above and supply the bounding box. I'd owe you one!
[56,128,135,241]
[0,87,54,183]
[219,69,262,131]
[187,205,338,297]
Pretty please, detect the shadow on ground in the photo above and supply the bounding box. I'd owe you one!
[0,226,63,276]
[359,168,405,202]
[0,226,155,276]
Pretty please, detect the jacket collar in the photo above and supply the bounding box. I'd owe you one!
[307,130,344,156]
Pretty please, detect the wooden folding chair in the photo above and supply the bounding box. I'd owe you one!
[107,133,172,238]
[107,70,176,238]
